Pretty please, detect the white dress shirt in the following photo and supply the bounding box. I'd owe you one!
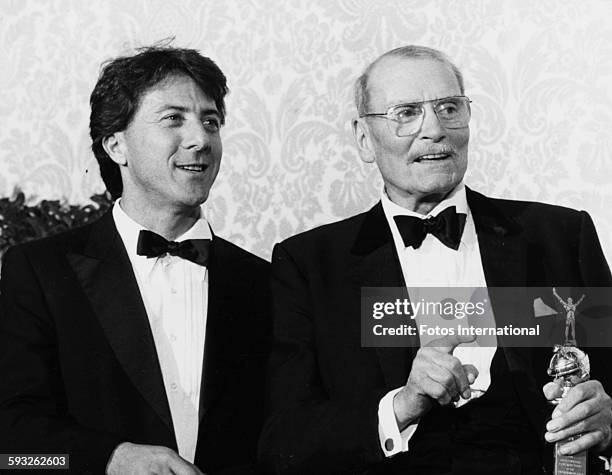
[377,183,497,457]
[113,201,210,463]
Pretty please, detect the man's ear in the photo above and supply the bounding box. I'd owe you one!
[102,133,128,166]
[352,118,376,164]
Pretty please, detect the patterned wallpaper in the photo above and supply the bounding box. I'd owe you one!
[1,0,611,262]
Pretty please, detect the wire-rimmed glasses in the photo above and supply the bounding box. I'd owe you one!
[360,96,472,137]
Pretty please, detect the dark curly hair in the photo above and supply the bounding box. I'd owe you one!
[89,44,228,199]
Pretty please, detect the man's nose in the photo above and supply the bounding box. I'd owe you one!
[182,119,210,151]
[418,104,446,142]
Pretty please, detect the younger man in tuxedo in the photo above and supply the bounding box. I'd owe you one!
[0,46,270,474]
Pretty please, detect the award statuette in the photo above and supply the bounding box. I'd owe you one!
[547,288,589,475]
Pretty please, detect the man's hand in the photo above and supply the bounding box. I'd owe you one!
[106,442,204,475]
[543,380,612,455]
[393,334,478,430]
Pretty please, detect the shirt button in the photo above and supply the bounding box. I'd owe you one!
[170,382,177,391]
[171,288,177,294]
[170,334,177,342]
[385,438,394,451]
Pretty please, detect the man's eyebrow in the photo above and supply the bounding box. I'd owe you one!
[154,104,220,116]
[392,102,421,107]
[200,108,221,117]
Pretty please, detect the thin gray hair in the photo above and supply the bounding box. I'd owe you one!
[354,45,465,116]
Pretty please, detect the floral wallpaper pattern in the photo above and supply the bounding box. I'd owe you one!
[1,0,611,261]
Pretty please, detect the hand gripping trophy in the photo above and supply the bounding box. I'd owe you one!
[547,288,590,475]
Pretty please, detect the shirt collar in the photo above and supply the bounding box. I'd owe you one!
[380,182,468,218]
[113,199,212,275]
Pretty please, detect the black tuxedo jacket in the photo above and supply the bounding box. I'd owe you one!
[0,211,271,474]
[258,188,612,474]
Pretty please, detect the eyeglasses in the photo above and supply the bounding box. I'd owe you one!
[360,95,472,137]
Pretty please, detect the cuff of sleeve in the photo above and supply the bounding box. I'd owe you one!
[378,387,419,458]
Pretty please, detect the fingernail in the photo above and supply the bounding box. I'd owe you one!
[468,374,475,384]
[462,389,471,399]
[552,409,561,418]
[559,445,570,455]
[547,420,559,432]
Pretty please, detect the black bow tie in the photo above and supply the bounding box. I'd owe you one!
[136,230,211,266]
[393,206,467,250]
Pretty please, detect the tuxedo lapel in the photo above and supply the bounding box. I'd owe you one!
[467,188,530,343]
[467,188,526,288]
[349,203,417,389]
[467,188,548,434]
[66,212,174,433]
[198,237,255,420]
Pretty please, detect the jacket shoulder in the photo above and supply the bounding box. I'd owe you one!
[279,210,369,251]
[212,235,269,269]
[3,216,103,262]
[486,195,582,219]
[468,189,586,232]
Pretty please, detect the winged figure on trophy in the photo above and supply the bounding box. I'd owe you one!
[552,287,585,346]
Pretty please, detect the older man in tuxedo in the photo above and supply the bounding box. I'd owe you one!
[259,45,612,474]
[0,46,270,474]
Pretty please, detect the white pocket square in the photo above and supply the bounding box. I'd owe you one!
[533,297,558,318]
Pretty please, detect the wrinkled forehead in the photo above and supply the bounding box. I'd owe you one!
[366,57,462,110]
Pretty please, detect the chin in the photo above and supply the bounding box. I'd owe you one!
[177,194,209,210]
[180,185,213,206]
[418,179,460,196]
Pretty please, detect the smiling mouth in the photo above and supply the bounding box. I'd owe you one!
[414,153,452,163]
[176,164,209,173]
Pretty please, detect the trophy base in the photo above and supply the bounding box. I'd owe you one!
[554,438,587,475]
